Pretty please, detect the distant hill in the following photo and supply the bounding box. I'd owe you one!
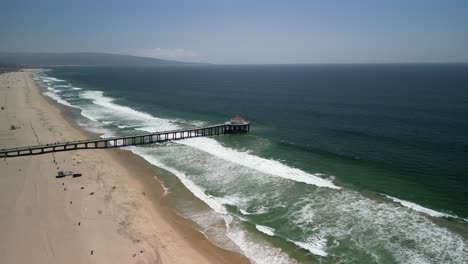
[0,52,196,66]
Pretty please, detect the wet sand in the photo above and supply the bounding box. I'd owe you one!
[0,70,249,264]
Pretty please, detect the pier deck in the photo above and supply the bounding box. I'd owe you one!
[0,122,250,158]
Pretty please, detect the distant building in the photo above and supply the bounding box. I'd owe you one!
[229,115,247,125]
[224,115,250,133]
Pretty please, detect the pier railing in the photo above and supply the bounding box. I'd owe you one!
[0,122,250,158]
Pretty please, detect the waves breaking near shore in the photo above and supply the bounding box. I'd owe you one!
[34,70,468,264]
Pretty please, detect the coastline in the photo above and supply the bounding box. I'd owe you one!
[0,70,249,263]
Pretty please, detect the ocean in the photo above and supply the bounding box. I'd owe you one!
[33,64,468,263]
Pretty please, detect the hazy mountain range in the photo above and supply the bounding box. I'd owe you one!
[0,52,196,66]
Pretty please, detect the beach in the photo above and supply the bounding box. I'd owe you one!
[0,70,249,264]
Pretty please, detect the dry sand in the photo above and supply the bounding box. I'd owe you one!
[0,70,249,264]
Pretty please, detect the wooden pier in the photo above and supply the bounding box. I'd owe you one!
[0,121,250,158]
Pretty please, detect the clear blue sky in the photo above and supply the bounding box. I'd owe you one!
[1,0,467,64]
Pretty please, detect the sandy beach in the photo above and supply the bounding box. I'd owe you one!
[0,70,249,264]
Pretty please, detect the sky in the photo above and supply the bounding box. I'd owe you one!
[1,0,468,64]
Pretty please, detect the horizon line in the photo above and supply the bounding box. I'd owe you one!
[2,51,468,65]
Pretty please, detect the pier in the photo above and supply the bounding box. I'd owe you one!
[0,118,250,158]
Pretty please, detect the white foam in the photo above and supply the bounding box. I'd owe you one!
[174,118,207,128]
[82,90,163,120]
[77,120,114,138]
[36,75,192,140]
[227,228,297,264]
[256,225,275,236]
[80,90,180,132]
[240,209,254,215]
[155,176,170,196]
[46,86,59,92]
[240,206,270,216]
[127,146,229,216]
[43,91,80,109]
[126,146,298,264]
[40,76,66,83]
[288,239,328,257]
[215,195,251,209]
[291,191,468,263]
[79,109,99,122]
[49,77,65,82]
[383,194,464,220]
[33,73,81,110]
[134,125,174,133]
[178,137,340,189]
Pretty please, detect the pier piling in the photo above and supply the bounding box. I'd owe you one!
[0,121,250,158]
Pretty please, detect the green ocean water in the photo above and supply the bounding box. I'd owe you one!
[36,64,468,263]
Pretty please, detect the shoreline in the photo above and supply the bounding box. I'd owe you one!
[0,69,249,263]
[46,93,248,260]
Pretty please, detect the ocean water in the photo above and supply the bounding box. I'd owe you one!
[33,65,468,263]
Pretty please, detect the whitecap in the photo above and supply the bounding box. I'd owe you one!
[290,191,468,263]
[43,91,80,109]
[382,194,467,221]
[288,238,328,257]
[80,90,180,132]
[126,146,229,216]
[178,137,340,189]
[39,76,66,83]
[240,206,269,215]
[126,146,296,264]
[227,228,297,264]
[256,225,276,237]
[240,209,254,215]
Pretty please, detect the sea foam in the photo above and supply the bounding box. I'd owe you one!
[80,90,181,132]
[43,91,80,109]
[126,146,297,264]
[290,191,468,263]
[382,194,467,221]
[40,76,66,83]
[256,225,276,236]
[178,137,340,189]
[227,228,297,264]
[127,146,229,215]
[287,238,328,257]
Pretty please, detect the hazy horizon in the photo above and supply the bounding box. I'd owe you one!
[1,0,468,64]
